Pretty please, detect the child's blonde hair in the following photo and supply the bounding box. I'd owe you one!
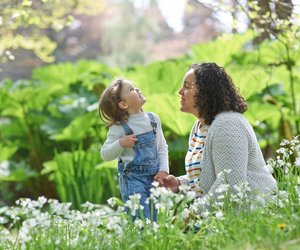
[99,78,129,126]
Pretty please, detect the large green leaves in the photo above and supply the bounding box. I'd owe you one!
[190,32,253,66]
[144,93,195,136]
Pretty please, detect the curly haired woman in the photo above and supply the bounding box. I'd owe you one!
[162,63,277,208]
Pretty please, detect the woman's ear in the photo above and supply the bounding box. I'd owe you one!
[118,101,128,110]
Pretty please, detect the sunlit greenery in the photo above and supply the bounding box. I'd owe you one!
[0,136,299,249]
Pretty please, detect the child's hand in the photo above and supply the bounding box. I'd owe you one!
[162,175,180,193]
[154,171,168,186]
[119,134,137,148]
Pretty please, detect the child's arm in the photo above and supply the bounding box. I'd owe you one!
[101,125,136,161]
[153,114,169,173]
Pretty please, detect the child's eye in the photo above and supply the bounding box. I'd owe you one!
[130,87,134,91]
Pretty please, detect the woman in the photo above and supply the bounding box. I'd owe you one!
[162,63,277,205]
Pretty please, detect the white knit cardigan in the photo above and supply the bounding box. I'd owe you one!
[178,111,277,200]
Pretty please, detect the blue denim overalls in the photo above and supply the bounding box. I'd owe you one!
[118,112,159,221]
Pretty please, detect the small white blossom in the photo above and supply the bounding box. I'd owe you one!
[202,210,210,218]
[152,181,160,188]
[215,184,230,194]
[295,156,300,167]
[215,210,224,220]
[182,208,190,219]
[0,161,10,177]
[107,198,116,207]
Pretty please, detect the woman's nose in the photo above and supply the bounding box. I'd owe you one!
[178,87,183,95]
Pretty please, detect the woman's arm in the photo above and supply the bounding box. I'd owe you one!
[208,117,249,196]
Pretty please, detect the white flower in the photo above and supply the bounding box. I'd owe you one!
[186,191,196,201]
[264,164,274,174]
[37,196,47,208]
[107,198,116,207]
[217,169,232,180]
[202,210,210,218]
[125,194,144,216]
[0,216,8,224]
[280,139,290,146]
[134,219,144,229]
[0,161,10,177]
[152,181,159,188]
[295,156,300,167]
[182,208,190,219]
[194,220,203,228]
[215,184,230,193]
[151,221,159,232]
[215,210,224,220]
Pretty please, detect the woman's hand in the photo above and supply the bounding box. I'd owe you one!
[162,175,180,193]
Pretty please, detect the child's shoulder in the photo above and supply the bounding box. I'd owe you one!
[145,111,160,121]
[108,123,124,131]
[107,123,125,137]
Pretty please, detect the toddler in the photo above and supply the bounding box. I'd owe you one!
[99,78,169,220]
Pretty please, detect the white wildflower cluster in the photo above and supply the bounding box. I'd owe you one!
[266,136,300,174]
[276,190,289,208]
[216,169,232,180]
[0,196,126,249]
[149,185,182,213]
[232,183,251,203]
[125,193,143,216]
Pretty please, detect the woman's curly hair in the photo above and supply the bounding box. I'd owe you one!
[98,78,129,127]
[190,63,247,125]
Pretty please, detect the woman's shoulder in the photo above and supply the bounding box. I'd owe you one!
[214,111,246,123]
[211,111,250,131]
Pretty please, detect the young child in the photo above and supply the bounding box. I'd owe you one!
[99,78,169,220]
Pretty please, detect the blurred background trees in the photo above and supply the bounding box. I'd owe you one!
[0,0,217,80]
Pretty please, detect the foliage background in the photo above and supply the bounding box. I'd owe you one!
[0,0,300,209]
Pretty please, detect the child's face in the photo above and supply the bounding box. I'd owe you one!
[119,80,146,114]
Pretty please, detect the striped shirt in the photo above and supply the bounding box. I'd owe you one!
[185,121,210,196]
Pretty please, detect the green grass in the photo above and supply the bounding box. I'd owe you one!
[0,137,299,250]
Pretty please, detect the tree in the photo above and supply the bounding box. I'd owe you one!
[0,0,106,64]
[99,0,163,68]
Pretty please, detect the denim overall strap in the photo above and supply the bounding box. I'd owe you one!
[146,112,157,134]
[122,121,134,135]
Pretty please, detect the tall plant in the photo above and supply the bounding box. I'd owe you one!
[42,147,119,209]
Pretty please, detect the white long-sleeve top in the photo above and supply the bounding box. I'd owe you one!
[101,112,169,173]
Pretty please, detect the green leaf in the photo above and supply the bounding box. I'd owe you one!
[51,112,97,141]
[144,93,195,136]
[0,144,18,161]
[95,160,118,170]
[190,32,253,66]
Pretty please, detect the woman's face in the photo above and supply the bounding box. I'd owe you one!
[178,69,199,117]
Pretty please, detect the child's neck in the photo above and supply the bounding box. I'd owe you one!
[128,108,143,115]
